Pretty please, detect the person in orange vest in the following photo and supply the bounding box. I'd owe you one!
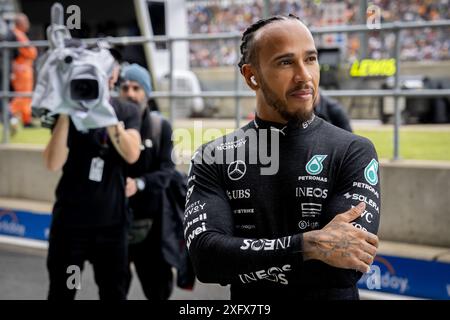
[10,13,37,127]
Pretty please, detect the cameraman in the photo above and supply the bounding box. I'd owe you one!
[43,59,142,300]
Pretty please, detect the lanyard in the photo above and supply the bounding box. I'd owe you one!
[99,129,109,157]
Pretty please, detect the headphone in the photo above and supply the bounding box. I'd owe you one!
[250,76,257,86]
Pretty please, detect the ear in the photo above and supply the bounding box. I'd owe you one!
[241,64,258,90]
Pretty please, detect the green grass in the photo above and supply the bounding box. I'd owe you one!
[173,127,450,161]
[1,124,450,161]
[355,130,450,161]
[2,127,51,145]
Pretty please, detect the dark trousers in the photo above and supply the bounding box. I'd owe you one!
[126,228,173,300]
[47,223,129,300]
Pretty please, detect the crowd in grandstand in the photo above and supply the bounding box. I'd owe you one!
[187,0,450,67]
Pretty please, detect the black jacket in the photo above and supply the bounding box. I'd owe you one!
[128,108,175,220]
[315,93,353,132]
[129,109,195,289]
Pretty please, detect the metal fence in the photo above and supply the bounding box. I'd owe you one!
[1,19,450,159]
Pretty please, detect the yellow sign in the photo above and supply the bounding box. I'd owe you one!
[350,58,396,77]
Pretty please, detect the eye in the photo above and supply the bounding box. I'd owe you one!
[306,56,318,63]
[279,59,293,66]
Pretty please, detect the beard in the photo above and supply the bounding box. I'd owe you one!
[259,77,315,126]
[126,97,147,113]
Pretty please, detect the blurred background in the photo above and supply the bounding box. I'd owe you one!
[0,0,449,300]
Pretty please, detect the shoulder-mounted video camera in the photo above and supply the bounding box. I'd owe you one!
[32,3,118,131]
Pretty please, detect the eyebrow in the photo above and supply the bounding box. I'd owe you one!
[272,50,318,62]
[306,49,319,56]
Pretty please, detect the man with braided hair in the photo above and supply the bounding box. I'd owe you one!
[184,15,380,300]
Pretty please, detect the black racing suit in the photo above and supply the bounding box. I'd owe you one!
[184,115,380,300]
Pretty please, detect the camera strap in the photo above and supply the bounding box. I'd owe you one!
[149,111,163,157]
[98,129,109,157]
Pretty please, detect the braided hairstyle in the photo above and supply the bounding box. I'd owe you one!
[238,14,301,73]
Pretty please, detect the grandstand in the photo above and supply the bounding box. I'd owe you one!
[187,0,450,67]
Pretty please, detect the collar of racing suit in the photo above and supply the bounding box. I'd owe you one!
[252,113,317,136]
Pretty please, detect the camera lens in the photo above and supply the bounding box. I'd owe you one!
[64,56,73,64]
[70,79,99,101]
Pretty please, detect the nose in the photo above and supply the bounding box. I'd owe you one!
[122,87,135,98]
[293,63,312,83]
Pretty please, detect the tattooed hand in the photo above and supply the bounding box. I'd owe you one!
[302,202,379,273]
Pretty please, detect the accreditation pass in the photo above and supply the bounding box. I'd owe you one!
[89,157,104,182]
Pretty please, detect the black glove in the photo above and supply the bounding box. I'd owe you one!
[35,109,57,130]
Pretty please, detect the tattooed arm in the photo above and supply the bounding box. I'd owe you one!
[301,136,381,275]
[302,203,379,274]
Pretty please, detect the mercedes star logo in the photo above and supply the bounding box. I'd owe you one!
[227,160,247,181]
